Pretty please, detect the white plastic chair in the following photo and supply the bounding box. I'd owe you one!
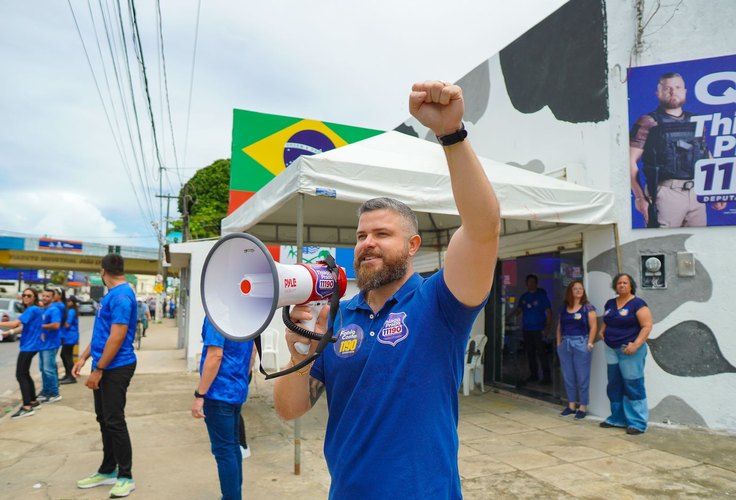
[260,328,279,370]
[462,334,488,396]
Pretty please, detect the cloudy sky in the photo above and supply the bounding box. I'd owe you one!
[0,0,564,249]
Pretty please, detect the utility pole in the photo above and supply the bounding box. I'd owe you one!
[182,183,191,242]
[156,193,177,321]
[155,194,178,244]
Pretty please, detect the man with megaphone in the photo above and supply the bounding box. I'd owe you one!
[274,80,500,499]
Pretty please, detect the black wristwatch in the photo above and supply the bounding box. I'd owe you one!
[436,122,467,146]
[194,390,205,399]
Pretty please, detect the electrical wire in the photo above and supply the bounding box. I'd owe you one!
[67,0,156,238]
[182,0,202,170]
[156,0,182,186]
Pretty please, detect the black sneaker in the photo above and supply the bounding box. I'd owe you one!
[599,421,623,428]
[11,407,35,419]
[59,377,77,385]
[626,427,644,435]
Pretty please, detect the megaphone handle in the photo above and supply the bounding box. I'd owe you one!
[292,301,327,355]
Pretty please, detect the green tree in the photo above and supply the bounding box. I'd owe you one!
[172,159,230,239]
[49,270,68,286]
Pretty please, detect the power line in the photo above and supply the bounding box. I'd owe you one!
[182,0,202,170]
[67,0,156,238]
[97,0,157,225]
[156,0,182,185]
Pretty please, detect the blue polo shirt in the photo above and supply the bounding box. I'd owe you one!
[62,308,79,345]
[91,283,137,370]
[518,289,551,331]
[559,303,596,337]
[311,271,486,499]
[18,306,44,352]
[41,304,62,350]
[199,318,254,405]
[603,297,648,348]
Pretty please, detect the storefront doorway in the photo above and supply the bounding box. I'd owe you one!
[485,251,584,403]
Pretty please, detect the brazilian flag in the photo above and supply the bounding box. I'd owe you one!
[229,109,383,214]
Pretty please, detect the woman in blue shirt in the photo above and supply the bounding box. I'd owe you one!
[60,296,80,384]
[598,273,653,435]
[0,288,44,419]
[555,280,597,419]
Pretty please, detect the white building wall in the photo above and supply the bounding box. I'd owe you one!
[436,0,736,431]
[603,0,736,431]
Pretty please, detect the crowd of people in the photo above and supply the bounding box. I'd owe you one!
[0,286,80,417]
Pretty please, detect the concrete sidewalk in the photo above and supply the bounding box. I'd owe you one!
[0,320,734,499]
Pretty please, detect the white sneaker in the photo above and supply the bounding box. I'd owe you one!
[44,394,63,404]
[240,445,251,460]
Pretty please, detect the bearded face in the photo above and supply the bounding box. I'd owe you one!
[354,240,410,291]
[657,77,687,110]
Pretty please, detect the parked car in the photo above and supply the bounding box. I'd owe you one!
[78,299,98,316]
[0,298,23,342]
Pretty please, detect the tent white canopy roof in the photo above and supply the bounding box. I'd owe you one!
[221,131,615,251]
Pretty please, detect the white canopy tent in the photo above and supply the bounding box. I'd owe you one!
[221,131,618,263]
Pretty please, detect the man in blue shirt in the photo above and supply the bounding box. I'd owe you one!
[191,317,254,500]
[513,274,553,384]
[73,254,138,498]
[274,80,501,499]
[38,289,62,403]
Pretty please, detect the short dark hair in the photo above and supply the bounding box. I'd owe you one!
[358,197,418,236]
[101,253,125,276]
[612,273,637,295]
[526,274,538,284]
[658,72,683,84]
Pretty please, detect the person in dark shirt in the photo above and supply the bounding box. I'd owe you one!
[512,274,553,384]
[598,273,653,435]
[629,72,725,227]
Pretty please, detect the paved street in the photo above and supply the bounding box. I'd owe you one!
[0,319,734,499]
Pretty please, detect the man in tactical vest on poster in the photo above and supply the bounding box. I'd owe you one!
[629,72,724,228]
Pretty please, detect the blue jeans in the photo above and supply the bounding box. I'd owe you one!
[557,336,591,405]
[39,348,59,396]
[204,398,243,500]
[604,343,648,432]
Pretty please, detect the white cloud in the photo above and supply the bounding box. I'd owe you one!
[0,190,153,247]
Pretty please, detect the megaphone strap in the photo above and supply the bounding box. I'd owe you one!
[263,256,342,380]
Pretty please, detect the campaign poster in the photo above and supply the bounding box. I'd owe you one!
[627,54,736,228]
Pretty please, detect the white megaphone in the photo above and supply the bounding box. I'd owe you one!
[201,233,347,353]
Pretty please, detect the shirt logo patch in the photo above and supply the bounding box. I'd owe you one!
[377,312,409,347]
[619,308,629,316]
[574,313,582,320]
[333,324,364,358]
